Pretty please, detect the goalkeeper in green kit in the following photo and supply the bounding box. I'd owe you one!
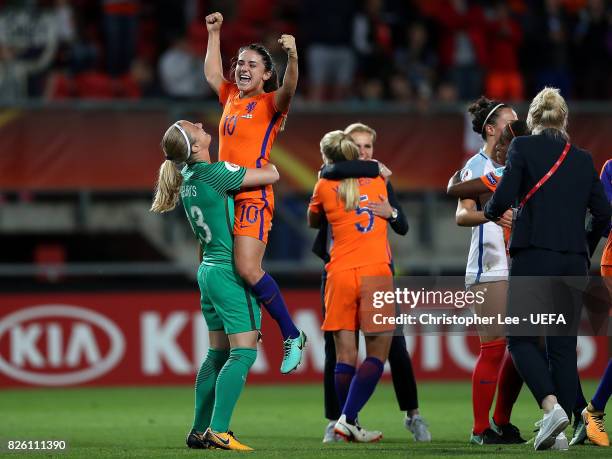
[151,120,281,451]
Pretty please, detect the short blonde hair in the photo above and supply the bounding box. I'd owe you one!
[344,122,377,142]
[527,87,568,137]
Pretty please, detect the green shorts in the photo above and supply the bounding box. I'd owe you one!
[197,263,261,335]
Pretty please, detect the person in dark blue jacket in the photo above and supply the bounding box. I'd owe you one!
[484,87,611,451]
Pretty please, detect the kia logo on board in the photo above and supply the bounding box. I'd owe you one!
[0,305,125,386]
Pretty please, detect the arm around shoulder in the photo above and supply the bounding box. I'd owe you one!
[242,164,280,188]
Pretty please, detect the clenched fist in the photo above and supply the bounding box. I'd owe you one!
[205,12,223,32]
[278,34,297,59]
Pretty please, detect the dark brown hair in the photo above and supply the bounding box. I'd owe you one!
[230,43,279,93]
[468,96,508,140]
[500,120,529,146]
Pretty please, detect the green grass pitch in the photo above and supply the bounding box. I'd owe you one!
[1,382,610,458]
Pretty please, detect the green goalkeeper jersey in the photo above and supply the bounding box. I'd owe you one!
[180,161,246,269]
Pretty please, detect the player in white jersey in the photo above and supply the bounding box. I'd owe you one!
[460,149,508,286]
[455,97,525,446]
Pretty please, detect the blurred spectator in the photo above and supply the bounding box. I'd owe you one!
[262,30,289,85]
[217,0,277,59]
[54,0,76,43]
[353,0,395,100]
[572,0,611,99]
[484,0,523,101]
[388,73,412,102]
[102,0,139,77]
[53,1,99,75]
[428,0,487,100]
[46,70,140,99]
[302,0,355,101]
[385,0,421,49]
[0,3,59,99]
[524,0,572,97]
[394,21,437,101]
[131,56,156,97]
[158,35,209,99]
[0,0,610,102]
[154,0,189,52]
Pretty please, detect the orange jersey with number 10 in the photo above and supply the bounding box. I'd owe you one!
[217,81,287,201]
[308,177,391,273]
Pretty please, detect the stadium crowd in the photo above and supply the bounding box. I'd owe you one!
[0,0,610,102]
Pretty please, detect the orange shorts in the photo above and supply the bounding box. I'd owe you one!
[602,265,612,277]
[234,196,274,244]
[323,263,395,334]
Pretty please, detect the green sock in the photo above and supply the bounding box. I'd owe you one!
[192,348,229,432]
[210,347,257,433]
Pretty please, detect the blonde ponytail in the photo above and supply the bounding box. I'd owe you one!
[320,130,361,211]
[151,120,193,213]
[338,178,360,211]
[151,160,183,213]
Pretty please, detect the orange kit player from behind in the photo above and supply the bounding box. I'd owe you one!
[203,12,305,374]
[308,131,394,443]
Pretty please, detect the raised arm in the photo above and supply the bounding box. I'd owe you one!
[241,164,280,188]
[204,12,227,95]
[274,34,298,113]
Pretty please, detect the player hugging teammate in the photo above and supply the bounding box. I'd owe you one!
[203,11,307,375]
[453,97,526,445]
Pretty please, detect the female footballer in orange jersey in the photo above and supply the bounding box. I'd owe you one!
[203,12,305,374]
[308,131,394,443]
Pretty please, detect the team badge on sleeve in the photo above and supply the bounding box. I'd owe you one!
[484,172,498,187]
[460,168,472,181]
[224,162,241,172]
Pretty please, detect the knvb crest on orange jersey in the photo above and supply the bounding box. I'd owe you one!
[241,101,257,119]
